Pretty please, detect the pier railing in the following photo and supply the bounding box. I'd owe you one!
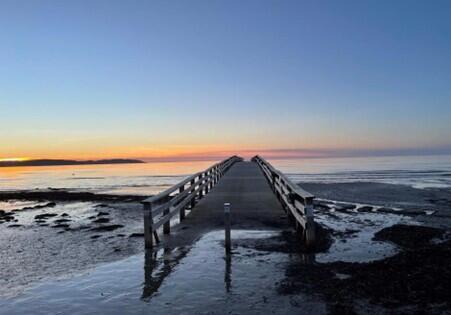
[142,156,243,248]
[251,155,316,247]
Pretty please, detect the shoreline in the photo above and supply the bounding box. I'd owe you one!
[1,181,451,313]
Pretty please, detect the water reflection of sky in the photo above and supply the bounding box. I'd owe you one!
[0,161,215,195]
[2,155,451,195]
[271,155,451,188]
[0,230,327,315]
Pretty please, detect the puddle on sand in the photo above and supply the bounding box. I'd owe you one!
[0,230,327,315]
[315,208,413,263]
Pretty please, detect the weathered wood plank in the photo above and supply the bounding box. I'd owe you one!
[252,155,316,247]
[143,156,243,246]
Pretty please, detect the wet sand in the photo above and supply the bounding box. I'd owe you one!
[0,192,146,297]
[301,182,451,218]
[1,181,451,313]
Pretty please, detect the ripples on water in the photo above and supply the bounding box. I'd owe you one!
[271,155,451,189]
[0,230,327,315]
[0,161,214,195]
[1,155,451,194]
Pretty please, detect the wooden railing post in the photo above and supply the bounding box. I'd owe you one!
[190,178,196,209]
[205,170,210,194]
[143,202,153,248]
[252,155,316,248]
[179,185,185,221]
[141,156,241,250]
[199,174,204,199]
[304,199,316,247]
[163,200,170,234]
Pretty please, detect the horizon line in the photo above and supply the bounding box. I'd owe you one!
[3,147,451,163]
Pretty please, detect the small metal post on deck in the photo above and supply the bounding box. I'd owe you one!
[224,202,231,253]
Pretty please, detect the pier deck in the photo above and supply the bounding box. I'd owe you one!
[161,161,289,248]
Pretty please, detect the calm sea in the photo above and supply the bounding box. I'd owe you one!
[1,155,451,195]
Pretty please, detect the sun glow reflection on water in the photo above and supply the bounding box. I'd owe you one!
[0,160,217,195]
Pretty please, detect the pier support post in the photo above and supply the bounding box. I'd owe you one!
[163,205,171,234]
[224,203,231,253]
[304,202,316,248]
[143,202,154,249]
[179,185,185,221]
[199,174,204,199]
[190,178,196,209]
[205,171,210,194]
[163,196,171,234]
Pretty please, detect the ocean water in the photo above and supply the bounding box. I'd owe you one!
[0,160,215,195]
[271,155,451,189]
[1,155,450,195]
[0,230,327,315]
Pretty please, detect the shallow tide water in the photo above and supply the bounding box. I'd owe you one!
[2,155,448,314]
[1,155,451,196]
[0,230,327,315]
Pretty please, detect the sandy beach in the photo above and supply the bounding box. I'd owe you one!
[1,180,451,314]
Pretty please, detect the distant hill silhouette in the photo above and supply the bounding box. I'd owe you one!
[0,159,145,167]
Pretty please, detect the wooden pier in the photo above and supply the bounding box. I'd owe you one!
[142,156,316,249]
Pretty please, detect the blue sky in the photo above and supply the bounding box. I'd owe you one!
[1,0,450,159]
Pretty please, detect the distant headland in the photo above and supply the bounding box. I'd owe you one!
[0,159,145,167]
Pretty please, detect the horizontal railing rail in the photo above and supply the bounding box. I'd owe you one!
[251,155,316,247]
[142,155,243,248]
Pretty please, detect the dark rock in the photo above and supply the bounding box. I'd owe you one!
[374,224,445,249]
[334,203,356,212]
[377,207,395,213]
[91,235,101,239]
[129,233,144,238]
[97,211,109,216]
[60,213,69,217]
[20,202,56,211]
[278,234,451,310]
[356,206,373,212]
[401,209,426,216]
[7,224,23,228]
[34,213,58,220]
[2,215,15,222]
[90,224,124,232]
[0,190,145,203]
[92,218,109,224]
[313,201,332,210]
[52,224,70,228]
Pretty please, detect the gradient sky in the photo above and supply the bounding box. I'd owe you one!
[1,0,451,160]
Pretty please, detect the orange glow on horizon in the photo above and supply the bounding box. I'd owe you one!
[0,157,30,162]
